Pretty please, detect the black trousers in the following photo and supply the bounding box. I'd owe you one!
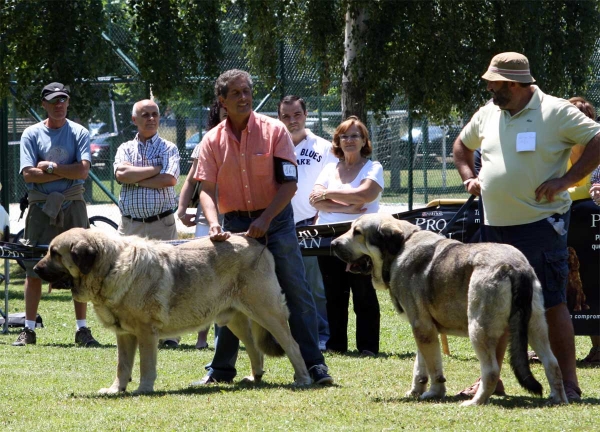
[317,255,380,354]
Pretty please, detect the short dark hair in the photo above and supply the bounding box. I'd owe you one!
[214,69,253,98]
[277,95,306,117]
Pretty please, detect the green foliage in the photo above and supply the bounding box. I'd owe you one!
[2,0,598,123]
[235,0,599,121]
[356,0,600,121]
[1,0,111,119]
[127,0,222,104]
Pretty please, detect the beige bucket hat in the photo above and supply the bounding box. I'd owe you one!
[482,52,536,83]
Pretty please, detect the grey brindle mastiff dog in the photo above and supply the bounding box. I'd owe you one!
[331,214,567,406]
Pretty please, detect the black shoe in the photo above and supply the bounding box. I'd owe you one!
[190,375,233,386]
[309,364,334,385]
[75,327,100,347]
[13,328,37,346]
[159,339,180,349]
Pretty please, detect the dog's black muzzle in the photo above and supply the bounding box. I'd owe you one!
[33,262,75,289]
[331,241,373,275]
[345,255,373,275]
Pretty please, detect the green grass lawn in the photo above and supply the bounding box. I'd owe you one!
[1,262,598,431]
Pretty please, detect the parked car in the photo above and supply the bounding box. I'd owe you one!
[376,125,461,170]
[89,134,112,171]
[183,131,207,161]
[89,124,136,172]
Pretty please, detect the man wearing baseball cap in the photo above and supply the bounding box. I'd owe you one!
[453,52,600,401]
[15,81,100,347]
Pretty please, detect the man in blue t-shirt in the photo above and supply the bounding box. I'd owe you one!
[15,82,100,348]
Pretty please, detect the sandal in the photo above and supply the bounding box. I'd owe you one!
[581,346,600,364]
[457,377,506,398]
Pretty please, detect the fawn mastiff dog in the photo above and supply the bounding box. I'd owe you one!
[331,214,567,406]
[34,228,311,393]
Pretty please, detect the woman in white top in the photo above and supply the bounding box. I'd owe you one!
[309,116,384,356]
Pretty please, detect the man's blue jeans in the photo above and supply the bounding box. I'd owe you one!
[205,204,325,381]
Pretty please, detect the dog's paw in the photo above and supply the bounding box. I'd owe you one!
[293,377,313,387]
[405,389,423,398]
[98,386,123,395]
[460,398,488,407]
[420,390,445,400]
[132,386,154,395]
[240,375,262,384]
[546,393,569,406]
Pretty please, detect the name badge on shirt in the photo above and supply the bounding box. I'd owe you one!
[516,132,536,152]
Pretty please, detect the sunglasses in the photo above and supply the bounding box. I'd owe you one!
[47,97,68,104]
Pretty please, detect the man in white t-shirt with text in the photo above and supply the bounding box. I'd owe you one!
[278,95,337,350]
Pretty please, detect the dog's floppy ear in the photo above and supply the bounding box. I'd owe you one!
[70,240,98,275]
[369,219,404,256]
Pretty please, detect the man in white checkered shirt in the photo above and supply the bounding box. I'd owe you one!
[113,99,181,348]
[114,99,180,236]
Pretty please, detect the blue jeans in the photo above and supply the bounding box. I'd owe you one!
[205,204,325,380]
[481,211,570,309]
[302,256,329,344]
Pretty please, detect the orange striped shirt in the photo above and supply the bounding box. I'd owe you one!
[194,112,296,214]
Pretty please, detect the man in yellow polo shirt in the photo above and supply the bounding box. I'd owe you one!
[453,52,600,401]
[192,69,333,386]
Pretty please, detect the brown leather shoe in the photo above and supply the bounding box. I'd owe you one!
[457,377,506,397]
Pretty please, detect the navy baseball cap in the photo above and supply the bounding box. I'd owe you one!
[41,82,70,101]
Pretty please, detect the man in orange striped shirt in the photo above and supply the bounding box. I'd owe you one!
[193,70,334,386]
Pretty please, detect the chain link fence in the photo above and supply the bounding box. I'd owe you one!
[2,4,600,235]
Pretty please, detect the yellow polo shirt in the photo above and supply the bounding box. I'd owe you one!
[566,157,592,201]
[461,86,600,226]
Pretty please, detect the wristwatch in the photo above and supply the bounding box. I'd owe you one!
[46,162,55,174]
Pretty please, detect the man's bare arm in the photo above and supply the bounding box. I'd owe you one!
[452,137,481,196]
[536,132,600,202]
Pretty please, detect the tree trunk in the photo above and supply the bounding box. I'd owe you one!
[341,5,367,122]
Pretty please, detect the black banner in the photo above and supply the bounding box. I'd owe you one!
[296,199,599,335]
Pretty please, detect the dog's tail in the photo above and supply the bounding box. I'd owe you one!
[252,322,285,357]
[508,269,543,396]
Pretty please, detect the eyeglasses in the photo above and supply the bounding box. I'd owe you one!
[47,97,68,104]
[339,134,363,141]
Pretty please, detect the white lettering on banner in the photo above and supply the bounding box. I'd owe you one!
[591,214,600,227]
[415,217,447,232]
[0,246,24,259]
[595,234,600,241]
[592,244,600,251]
[299,237,322,249]
[297,228,319,239]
